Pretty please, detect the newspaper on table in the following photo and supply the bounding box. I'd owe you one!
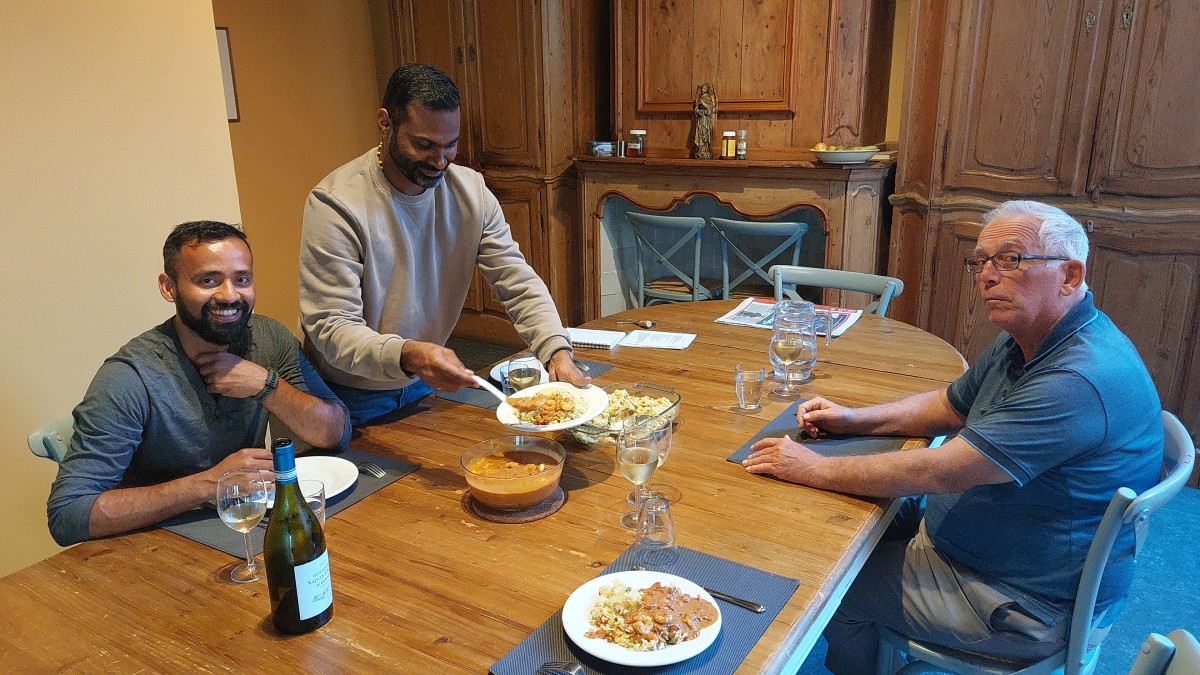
[714,297,863,337]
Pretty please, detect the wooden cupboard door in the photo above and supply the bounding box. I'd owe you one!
[481,182,545,316]
[1088,0,1200,197]
[467,0,542,169]
[1087,217,1200,426]
[392,0,477,166]
[927,214,1000,365]
[939,0,1107,196]
[634,0,799,113]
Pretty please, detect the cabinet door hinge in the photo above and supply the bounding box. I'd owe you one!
[1084,9,1097,35]
[467,44,477,62]
[455,47,463,64]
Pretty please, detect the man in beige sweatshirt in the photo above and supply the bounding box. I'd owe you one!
[300,63,587,425]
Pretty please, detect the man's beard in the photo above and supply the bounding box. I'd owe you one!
[178,299,252,346]
[388,133,445,189]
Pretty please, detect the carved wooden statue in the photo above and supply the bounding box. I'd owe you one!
[692,83,717,160]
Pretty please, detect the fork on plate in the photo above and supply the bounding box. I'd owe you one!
[357,461,386,479]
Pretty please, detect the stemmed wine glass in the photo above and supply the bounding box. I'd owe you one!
[770,324,813,399]
[217,469,268,583]
[616,414,670,529]
[503,350,543,394]
[624,412,680,508]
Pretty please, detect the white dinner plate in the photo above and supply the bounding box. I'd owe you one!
[496,382,608,432]
[488,356,548,386]
[266,456,358,508]
[561,570,722,667]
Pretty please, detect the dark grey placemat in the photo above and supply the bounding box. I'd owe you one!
[160,448,418,558]
[726,400,909,463]
[490,546,799,675]
[436,359,615,410]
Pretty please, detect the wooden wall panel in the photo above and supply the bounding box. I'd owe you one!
[613,0,888,158]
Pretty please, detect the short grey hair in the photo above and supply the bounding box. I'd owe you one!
[982,200,1088,291]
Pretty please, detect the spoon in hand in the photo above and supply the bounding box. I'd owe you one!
[616,320,655,328]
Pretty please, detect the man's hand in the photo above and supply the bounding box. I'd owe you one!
[796,396,857,437]
[400,340,476,391]
[201,448,274,494]
[741,436,823,485]
[547,349,591,386]
[192,351,269,398]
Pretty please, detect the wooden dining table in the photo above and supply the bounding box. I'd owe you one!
[0,300,966,673]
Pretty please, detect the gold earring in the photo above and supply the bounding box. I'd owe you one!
[377,142,384,169]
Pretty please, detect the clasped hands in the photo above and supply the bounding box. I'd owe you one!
[741,396,856,484]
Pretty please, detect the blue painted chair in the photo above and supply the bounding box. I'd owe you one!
[28,416,73,463]
[624,212,718,306]
[876,410,1197,675]
[769,264,904,316]
[708,217,810,300]
[1127,629,1200,675]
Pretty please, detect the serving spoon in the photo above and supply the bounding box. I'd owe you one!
[615,319,655,328]
[472,375,510,405]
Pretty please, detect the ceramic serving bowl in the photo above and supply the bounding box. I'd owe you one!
[812,148,877,164]
[460,436,565,510]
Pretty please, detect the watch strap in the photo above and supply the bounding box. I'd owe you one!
[252,367,279,403]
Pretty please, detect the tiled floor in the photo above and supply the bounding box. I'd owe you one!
[450,336,1199,675]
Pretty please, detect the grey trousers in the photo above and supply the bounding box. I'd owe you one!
[823,519,1069,675]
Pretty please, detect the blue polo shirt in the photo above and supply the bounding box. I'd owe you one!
[928,292,1162,615]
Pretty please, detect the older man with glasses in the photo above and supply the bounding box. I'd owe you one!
[741,200,1163,672]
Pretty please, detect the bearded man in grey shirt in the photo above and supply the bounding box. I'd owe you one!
[47,221,350,546]
[300,63,588,425]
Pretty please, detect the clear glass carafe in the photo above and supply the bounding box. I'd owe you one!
[768,300,818,388]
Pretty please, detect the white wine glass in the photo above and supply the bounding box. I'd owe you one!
[503,350,543,394]
[770,325,811,399]
[617,414,663,529]
[217,469,268,583]
[623,413,680,506]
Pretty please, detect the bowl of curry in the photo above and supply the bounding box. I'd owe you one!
[461,436,565,510]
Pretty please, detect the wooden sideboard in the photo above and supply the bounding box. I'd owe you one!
[575,156,895,322]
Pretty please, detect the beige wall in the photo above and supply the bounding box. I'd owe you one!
[211,0,382,330]
[0,1,241,576]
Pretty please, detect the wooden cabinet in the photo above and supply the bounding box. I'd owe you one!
[612,0,894,157]
[891,0,1200,473]
[389,0,605,344]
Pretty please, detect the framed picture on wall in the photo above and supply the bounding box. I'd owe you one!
[216,27,239,122]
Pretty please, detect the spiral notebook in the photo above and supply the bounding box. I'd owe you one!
[567,327,626,349]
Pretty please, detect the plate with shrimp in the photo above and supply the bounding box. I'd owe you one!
[497,382,609,432]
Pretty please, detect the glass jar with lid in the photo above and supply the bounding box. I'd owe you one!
[721,131,737,159]
[627,130,647,157]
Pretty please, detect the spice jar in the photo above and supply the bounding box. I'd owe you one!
[736,130,747,160]
[627,130,647,158]
[721,131,737,159]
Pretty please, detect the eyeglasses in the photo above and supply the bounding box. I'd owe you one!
[964,252,1070,274]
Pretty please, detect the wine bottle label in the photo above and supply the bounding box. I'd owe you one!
[294,549,333,620]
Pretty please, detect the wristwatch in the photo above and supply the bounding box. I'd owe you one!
[251,367,279,403]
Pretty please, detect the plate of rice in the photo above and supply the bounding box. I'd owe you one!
[496,382,609,432]
[561,570,722,667]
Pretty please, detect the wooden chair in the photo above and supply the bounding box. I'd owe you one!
[624,212,719,306]
[28,416,73,463]
[707,217,810,300]
[876,410,1197,675]
[769,264,904,316]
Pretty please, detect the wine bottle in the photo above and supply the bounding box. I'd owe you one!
[264,437,333,634]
